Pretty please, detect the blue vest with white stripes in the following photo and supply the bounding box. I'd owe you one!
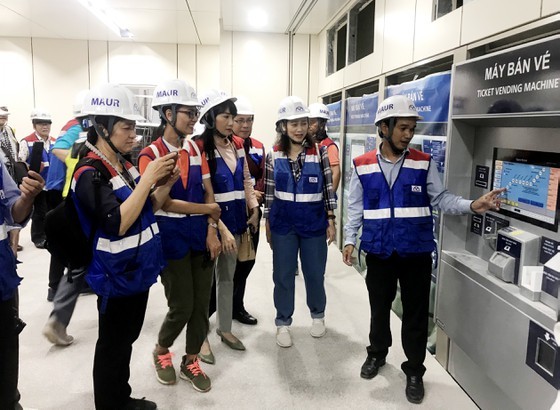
[269,145,327,237]
[210,137,247,235]
[138,138,207,259]
[0,168,21,301]
[72,153,165,298]
[354,148,434,258]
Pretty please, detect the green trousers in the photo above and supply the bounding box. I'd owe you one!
[158,251,215,355]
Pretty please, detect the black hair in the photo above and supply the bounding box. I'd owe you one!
[200,99,237,129]
[200,100,237,177]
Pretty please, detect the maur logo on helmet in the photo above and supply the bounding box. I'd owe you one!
[198,89,236,119]
[374,95,422,125]
[91,98,120,107]
[308,103,330,120]
[152,80,198,109]
[277,96,309,122]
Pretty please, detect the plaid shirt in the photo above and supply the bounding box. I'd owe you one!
[263,140,337,218]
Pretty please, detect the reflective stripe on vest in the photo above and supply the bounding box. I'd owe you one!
[269,145,327,237]
[354,148,434,257]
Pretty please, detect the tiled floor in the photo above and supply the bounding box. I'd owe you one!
[14,226,477,409]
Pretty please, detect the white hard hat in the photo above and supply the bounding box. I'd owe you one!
[374,95,423,125]
[198,89,236,119]
[152,79,198,109]
[308,103,330,120]
[277,96,309,122]
[234,96,254,116]
[192,122,205,136]
[81,84,144,121]
[73,89,90,116]
[0,106,9,116]
[30,108,52,121]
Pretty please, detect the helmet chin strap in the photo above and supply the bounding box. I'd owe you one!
[381,118,405,156]
[91,116,126,162]
[159,106,186,141]
[288,137,304,145]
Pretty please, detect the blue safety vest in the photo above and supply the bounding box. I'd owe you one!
[0,168,21,301]
[208,137,247,235]
[72,153,164,298]
[354,148,435,258]
[269,145,327,237]
[138,137,208,259]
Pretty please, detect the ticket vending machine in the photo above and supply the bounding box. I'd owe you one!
[436,35,560,410]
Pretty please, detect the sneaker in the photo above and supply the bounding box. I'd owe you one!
[310,318,326,338]
[152,350,176,385]
[276,326,292,347]
[123,397,157,410]
[180,356,211,392]
[42,316,74,346]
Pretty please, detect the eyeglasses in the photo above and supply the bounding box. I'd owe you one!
[234,118,254,125]
[176,109,199,119]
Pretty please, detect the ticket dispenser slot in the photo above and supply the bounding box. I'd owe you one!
[526,321,560,389]
[488,252,516,282]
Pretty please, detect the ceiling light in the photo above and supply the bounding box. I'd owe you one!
[77,0,134,38]
[248,8,268,29]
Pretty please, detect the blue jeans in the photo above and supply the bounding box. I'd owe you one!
[271,229,327,326]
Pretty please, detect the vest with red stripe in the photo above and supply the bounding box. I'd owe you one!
[354,148,434,258]
[319,136,337,151]
[71,152,164,298]
[269,145,327,237]
[138,137,207,259]
[207,136,247,235]
[23,133,54,181]
[247,137,264,177]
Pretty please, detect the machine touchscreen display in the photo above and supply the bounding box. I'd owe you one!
[492,148,560,231]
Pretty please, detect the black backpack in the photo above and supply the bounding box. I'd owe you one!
[45,158,110,270]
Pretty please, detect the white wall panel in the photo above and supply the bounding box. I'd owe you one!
[31,38,89,137]
[308,34,320,102]
[292,34,311,103]
[108,42,177,86]
[230,31,289,148]
[461,0,541,44]
[414,0,461,61]
[219,30,233,93]
[195,45,220,91]
[177,44,197,87]
[88,40,109,87]
[0,38,34,137]
[542,0,560,16]
[382,0,415,72]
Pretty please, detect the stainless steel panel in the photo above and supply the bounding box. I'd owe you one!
[437,256,556,410]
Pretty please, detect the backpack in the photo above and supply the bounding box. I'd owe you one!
[45,158,111,270]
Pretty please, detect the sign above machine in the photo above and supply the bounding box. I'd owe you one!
[452,35,560,116]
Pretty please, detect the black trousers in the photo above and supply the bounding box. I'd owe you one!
[46,190,65,290]
[93,291,149,410]
[0,291,20,410]
[30,190,47,245]
[365,251,432,377]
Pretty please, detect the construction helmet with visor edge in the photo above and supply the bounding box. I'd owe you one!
[308,103,330,120]
[277,96,309,122]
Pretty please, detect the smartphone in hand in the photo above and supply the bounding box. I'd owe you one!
[29,141,44,173]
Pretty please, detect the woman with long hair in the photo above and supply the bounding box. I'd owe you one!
[264,96,336,348]
[194,89,259,361]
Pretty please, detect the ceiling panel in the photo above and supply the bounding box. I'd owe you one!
[296,0,349,34]
[0,0,344,44]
